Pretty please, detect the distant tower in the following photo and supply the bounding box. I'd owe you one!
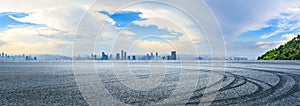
[101,52,105,60]
[91,54,94,60]
[102,52,108,60]
[171,51,176,60]
[121,50,124,60]
[167,56,171,60]
[124,51,127,60]
[150,52,154,60]
[127,56,130,60]
[116,53,120,60]
[155,52,158,59]
[109,54,113,60]
[146,53,149,60]
[133,56,136,60]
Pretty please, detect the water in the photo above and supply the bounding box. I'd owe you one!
[0,61,299,105]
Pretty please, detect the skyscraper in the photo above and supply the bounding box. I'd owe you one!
[116,53,120,60]
[121,50,124,60]
[124,51,127,60]
[146,53,149,60]
[91,54,94,60]
[150,52,154,60]
[171,51,176,60]
[167,55,171,60]
[109,54,112,60]
[155,52,158,59]
[127,56,130,60]
[101,52,108,60]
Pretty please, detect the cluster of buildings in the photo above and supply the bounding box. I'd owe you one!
[1,51,249,61]
[1,52,37,62]
[228,56,248,60]
[112,50,177,60]
[73,50,177,60]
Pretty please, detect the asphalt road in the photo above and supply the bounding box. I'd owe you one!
[0,61,299,105]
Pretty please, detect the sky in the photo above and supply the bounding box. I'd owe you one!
[0,0,300,59]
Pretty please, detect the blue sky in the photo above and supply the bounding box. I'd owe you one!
[99,11,181,42]
[99,11,144,28]
[0,0,300,59]
[0,12,36,30]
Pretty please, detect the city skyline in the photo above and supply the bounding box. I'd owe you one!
[0,50,180,61]
[1,49,250,61]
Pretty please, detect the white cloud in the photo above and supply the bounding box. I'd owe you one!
[0,0,225,56]
[256,42,279,49]
[120,30,135,36]
[115,3,216,55]
[130,6,205,43]
[260,30,282,39]
[0,0,93,12]
[204,0,300,58]
[133,40,175,54]
[205,0,300,38]
[0,26,72,55]
[260,7,300,39]
[85,1,225,57]
[0,0,117,55]
[280,33,298,45]
[161,35,177,39]
[256,33,298,50]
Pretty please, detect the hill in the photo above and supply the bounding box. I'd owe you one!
[257,34,300,60]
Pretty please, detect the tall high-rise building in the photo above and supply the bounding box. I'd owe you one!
[109,54,113,60]
[167,55,172,60]
[124,51,127,60]
[121,50,124,60]
[155,52,158,59]
[146,53,149,60]
[127,56,130,60]
[1,52,4,58]
[102,52,108,60]
[150,52,154,60]
[116,53,120,60]
[133,56,136,60]
[171,51,176,60]
[91,54,94,60]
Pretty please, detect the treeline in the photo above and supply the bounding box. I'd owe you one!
[258,34,300,60]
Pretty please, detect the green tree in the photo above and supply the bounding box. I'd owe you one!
[258,34,300,60]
